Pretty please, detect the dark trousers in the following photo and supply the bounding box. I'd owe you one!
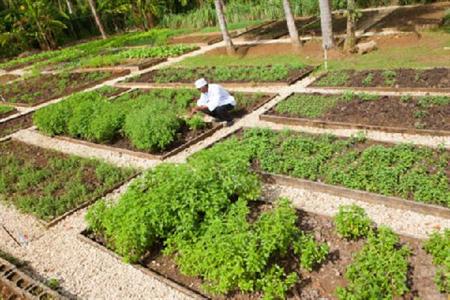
[203,104,234,122]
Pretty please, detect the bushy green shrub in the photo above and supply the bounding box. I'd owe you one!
[33,100,73,136]
[334,204,372,240]
[87,106,124,143]
[123,100,181,151]
[423,229,450,293]
[186,115,206,131]
[336,227,411,299]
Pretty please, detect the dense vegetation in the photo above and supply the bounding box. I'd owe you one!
[199,128,449,206]
[334,204,372,240]
[34,88,268,152]
[134,64,308,83]
[0,140,134,221]
[0,105,14,116]
[424,229,450,293]
[86,138,329,298]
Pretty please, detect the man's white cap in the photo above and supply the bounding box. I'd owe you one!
[195,78,208,89]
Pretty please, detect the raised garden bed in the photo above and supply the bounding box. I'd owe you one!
[261,93,450,136]
[0,70,129,107]
[0,138,135,225]
[76,58,166,72]
[80,201,443,299]
[126,64,314,87]
[312,68,450,92]
[207,128,450,209]
[33,88,276,160]
[0,105,17,119]
[0,256,63,300]
[0,86,127,139]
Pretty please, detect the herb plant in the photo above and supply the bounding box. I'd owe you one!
[334,204,372,240]
[423,229,450,293]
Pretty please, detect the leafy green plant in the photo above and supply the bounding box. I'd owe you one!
[316,71,350,87]
[294,233,329,271]
[0,105,14,115]
[334,205,372,240]
[46,278,60,290]
[382,70,396,86]
[186,115,206,131]
[123,100,180,151]
[336,227,411,299]
[361,73,374,86]
[423,229,450,293]
[400,95,412,103]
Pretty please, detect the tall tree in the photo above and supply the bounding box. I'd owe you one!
[282,0,301,49]
[87,0,106,39]
[318,0,334,49]
[214,0,235,55]
[344,0,357,52]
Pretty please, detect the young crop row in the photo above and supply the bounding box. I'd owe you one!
[0,71,114,105]
[221,128,450,207]
[86,140,329,299]
[137,64,307,83]
[33,88,265,152]
[0,105,15,116]
[0,29,186,72]
[72,44,198,69]
[0,140,133,221]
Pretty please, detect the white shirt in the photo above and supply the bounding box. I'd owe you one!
[197,84,236,112]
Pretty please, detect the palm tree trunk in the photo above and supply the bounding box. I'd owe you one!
[87,0,107,39]
[214,0,235,56]
[283,0,301,49]
[318,0,334,49]
[344,0,356,52]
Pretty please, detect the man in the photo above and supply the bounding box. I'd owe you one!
[191,78,236,126]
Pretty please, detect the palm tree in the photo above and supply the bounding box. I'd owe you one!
[282,0,301,49]
[87,0,106,39]
[214,0,235,55]
[318,0,334,49]
[344,0,357,52]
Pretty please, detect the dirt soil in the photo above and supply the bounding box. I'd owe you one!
[269,94,450,131]
[0,113,33,138]
[169,32,224,45]
[315,68,450,88]
[0,70,129,106]
[131,65,314,84]
[132,205,441,300]
[0,74,18,84]
[369,2,450,32]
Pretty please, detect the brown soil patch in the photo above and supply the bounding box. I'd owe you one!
[0,74,18,84]
[205,41,345,60]
[270,94,450,131]
[0,70,129,106]
[370,2,450,32]
[0,113,33,138]
[169,32,224,45]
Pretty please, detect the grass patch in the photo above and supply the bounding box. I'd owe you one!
[0,140,134,221]
[0,105,14,115]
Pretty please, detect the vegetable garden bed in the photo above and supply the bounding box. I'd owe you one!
[208,128,450,209]
[0,256,63,300]
[0,71,129,107]
[0,138,135,225]
[33,88,276,160]
[312,68,450,92]
[0,87,127,139]
[75,58,166,73]
[125,64,314,87]
[0,105,17,119]
[261,93,450,136]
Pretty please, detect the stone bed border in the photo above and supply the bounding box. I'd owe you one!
[206,126,450,219]
[0,136,142,228]
[77,232,207,300]
[0,257,65,300]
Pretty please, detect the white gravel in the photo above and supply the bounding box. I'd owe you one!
[263,184,450,239]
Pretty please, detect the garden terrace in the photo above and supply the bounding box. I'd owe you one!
[0,139,134,223]
[312,68,450,92]
[0,71,128,107]
[125,64,314,87]
[203,128,450,208]
[32,88,275,160]
[82,143,445,299]
[261,93,450,135]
